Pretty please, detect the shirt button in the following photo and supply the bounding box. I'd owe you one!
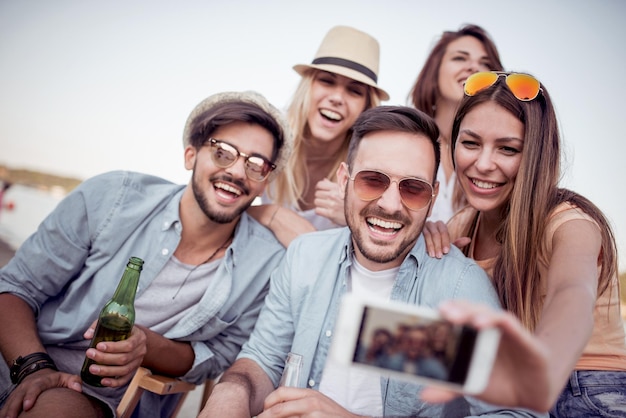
[161,248,169,256]
[308,379,315,387]
[325,330,332,337]
[163,221,170,228]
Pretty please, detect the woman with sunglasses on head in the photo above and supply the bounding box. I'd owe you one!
[407,24,503,223]
[422,71,626,416]
[249,25,388,236]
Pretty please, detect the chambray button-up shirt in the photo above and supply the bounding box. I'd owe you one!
[0,171,285,415]
[239,227,546,417]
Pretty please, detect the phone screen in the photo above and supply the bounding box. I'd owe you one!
[352,306,477,385]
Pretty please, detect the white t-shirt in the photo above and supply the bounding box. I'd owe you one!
[428,167,456,223]
[318,257,398,416]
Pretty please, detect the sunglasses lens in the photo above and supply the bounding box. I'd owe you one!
[506,73,541,101]
[212,143,237,168]
[210,139,273,181]
[352,170,433,210]
[353,170,390,201]
[398,179,433,210]
[245,157,271,181]
[464,72,499,96]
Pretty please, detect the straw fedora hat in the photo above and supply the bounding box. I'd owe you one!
[293,25,389,101]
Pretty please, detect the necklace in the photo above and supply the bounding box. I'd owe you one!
[171,233,233,299]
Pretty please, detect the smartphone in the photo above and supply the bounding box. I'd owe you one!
[330,293,500,394]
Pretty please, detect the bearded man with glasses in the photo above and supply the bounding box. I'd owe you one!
[199,106,544,418]
[0,91,298,418]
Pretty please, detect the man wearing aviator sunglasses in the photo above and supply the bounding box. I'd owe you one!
[200,106,538,418]
[348,170,436,211]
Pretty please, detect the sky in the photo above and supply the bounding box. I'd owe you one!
[1,0,625,270]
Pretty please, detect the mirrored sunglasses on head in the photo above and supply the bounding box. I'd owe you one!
[464,71,542,101]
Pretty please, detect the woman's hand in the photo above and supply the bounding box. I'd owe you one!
[314,178,346,226]
[423,221,470,258]
[420,300,553,413]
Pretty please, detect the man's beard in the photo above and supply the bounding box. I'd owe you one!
[347,203,422,265]
[192,168,252,224]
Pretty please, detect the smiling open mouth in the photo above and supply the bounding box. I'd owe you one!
[367,216,402,234]
[471,178,502,189]
[214,181,242,197]
[320,108,342,121]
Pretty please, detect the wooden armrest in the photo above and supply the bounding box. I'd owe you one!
[117,367,152,418]
[117,367,197,418]
[138,371,196,395]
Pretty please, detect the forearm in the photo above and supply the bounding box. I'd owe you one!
[0,293,45,365]
[139,325,194,376]
[535,284,595,397]
[247,204,315,247]
[199,358,274,418]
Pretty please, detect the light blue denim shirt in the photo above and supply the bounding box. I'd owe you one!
[0,171,285,410]
[239,227,546,418]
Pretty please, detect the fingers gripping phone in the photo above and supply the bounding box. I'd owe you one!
[330,294,500,394]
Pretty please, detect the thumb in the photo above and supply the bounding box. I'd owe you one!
[83,319,98,339]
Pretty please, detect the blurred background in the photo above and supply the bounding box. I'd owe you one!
[1,0,624,276]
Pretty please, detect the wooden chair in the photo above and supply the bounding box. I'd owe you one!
[117,367,216,418]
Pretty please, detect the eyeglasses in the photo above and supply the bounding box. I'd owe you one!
[349,170,434,211]
[464,72,542,101]
[206,138,276,182]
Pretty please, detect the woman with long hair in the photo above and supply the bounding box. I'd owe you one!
[423,71,626,415]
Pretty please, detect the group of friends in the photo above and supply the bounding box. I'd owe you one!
[0,23,624,418]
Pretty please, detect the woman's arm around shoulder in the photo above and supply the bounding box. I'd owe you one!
[247,204,316,247]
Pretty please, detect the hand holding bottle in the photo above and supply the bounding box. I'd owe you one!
[81,256,146,387]
[81,321,148,387]
[279,352,303,388]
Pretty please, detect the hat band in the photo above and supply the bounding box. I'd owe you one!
[311,57,377,83]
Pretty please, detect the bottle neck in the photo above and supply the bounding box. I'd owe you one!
[110,259,142,306]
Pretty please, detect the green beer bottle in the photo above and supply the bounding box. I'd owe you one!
[81,256,144,387]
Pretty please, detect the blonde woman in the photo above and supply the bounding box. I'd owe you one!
[251,25,388,234]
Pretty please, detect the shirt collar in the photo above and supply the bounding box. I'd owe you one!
[160,188,185,233]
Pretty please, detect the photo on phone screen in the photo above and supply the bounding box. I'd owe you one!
[330,294,500,393]
[353,305,477,385]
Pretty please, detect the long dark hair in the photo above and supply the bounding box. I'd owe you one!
[451,75,618,330]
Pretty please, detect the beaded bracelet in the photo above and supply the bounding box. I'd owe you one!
[10,352,58,385]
